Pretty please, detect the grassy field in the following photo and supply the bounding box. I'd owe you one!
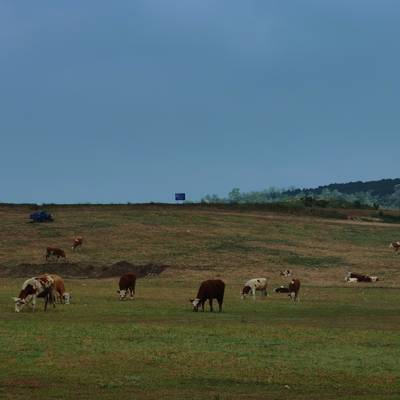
[0,204,400,399]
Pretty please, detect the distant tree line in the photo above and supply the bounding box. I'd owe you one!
[201,179,400,210]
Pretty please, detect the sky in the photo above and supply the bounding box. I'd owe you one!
[1,1,399,203]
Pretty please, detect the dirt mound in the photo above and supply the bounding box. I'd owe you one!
[0,261,168,279]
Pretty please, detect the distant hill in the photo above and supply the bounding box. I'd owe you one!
[201,178,400,209]
[286,178,400,197]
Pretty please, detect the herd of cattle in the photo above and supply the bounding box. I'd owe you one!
[10,237,399,313]
[12,271,301,313]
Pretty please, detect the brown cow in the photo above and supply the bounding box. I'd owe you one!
[72,236,83,251]
[190,279,225,312]
[45,274,70,303]
[288,279,301,302]
[117,273,136,300]
[46,247,66,260]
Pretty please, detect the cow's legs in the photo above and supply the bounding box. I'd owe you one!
[209,299,213,312]
[218,298,223,312]
[252,287,256,300]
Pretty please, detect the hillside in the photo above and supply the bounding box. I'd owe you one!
[2,204,400,399]
[287,178,400,197]
[1,204,399,284]
[202,178,400,208]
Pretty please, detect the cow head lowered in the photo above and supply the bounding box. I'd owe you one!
[240,286,251,299]
[117,273,136,300]
[190,298,201,312]
[13,276,54,312]
[117,289,128,300]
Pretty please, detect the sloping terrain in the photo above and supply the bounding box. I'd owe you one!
[0,261,167,278]
[0,204,399,285]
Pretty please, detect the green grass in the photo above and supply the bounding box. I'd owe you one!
[1,204,400,399]
[1,279,400,399]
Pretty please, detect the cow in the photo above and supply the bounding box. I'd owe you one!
[45,247,66,261]
[117,273,136,300]
[48,274,70,303]
[280,270,291,277]
[72,236,83,251]
[289,279,301,302]
[12,275,55,312]
[241,278,267,300]
[190,279,225,312]
[345,272,379,282]
[389,241,400,252]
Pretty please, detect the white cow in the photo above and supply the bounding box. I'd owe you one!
[241,278,267,300]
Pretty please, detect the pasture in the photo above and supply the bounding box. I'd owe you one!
[0,204,400,399]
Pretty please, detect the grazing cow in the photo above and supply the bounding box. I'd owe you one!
[345,272,379,283]
[288,279,301,302]
[12,275,55,312]
[280,270,291,277]
[241,278,267,300]
[390,241,400,252]
[117,273,136,300]
[190,279,225,312]
[47,274,70,303]
[46,247,66,261]
[72,236,83,251]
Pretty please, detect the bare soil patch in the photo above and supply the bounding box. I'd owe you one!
[0,260,168,279]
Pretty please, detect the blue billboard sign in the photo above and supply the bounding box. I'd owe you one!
[175,193,186,201]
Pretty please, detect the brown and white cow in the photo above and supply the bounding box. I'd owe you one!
[241,278,267,300]
[72,236,83,251]
[48,274,70,303]
[390,241,400,252]
[45,247,66,260]
[288,279,301,302]
[117,273,137,300]
[12,275,55,312]
[190,279,225,312]
[345,272,379,283]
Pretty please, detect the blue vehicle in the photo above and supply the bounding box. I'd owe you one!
[30,211,54,223]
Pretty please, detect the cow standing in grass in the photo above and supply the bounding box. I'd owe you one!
[72,237,83,251]
[45,247,66,261]
[12,275,55,312]
[47,274,70,303]
[289,279,301,302]
[117,273,137,300]
[241,278,267,300]
[190,279,225,312]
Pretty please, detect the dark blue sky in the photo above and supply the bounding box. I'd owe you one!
[1,1,399,203]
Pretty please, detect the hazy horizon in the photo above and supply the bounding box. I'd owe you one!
[2,1,399,203]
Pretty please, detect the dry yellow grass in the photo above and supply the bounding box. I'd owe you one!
[0,204,399,286]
